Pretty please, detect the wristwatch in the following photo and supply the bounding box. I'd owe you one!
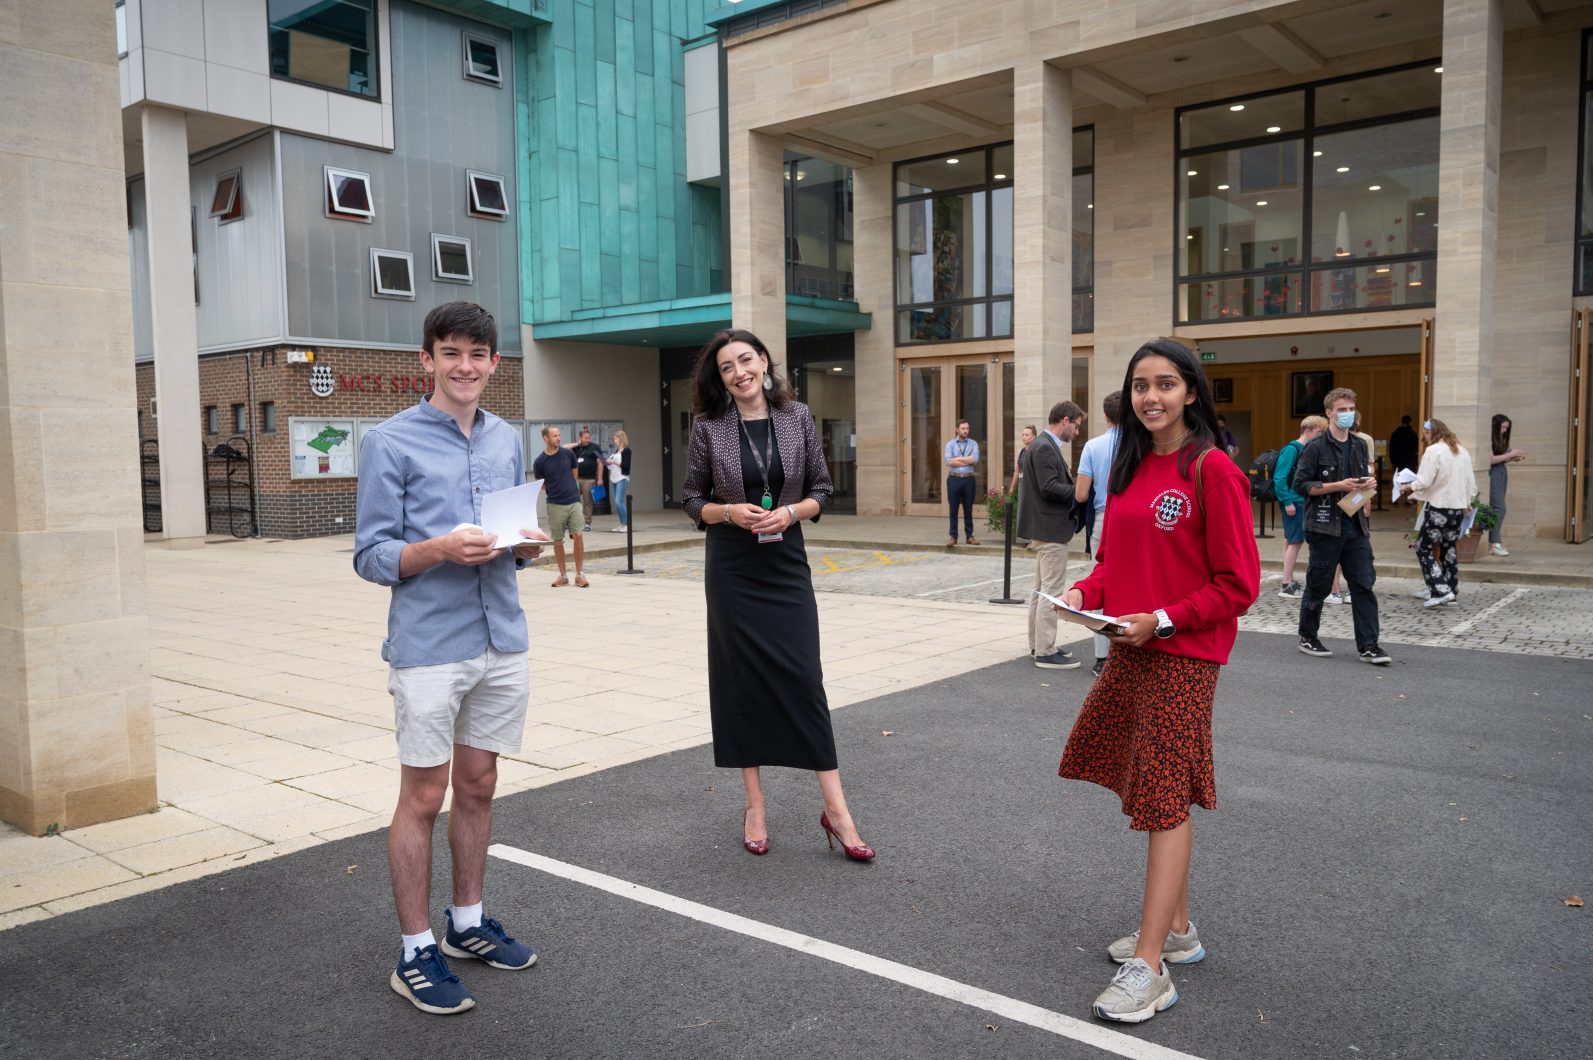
[1153,609,1176,639]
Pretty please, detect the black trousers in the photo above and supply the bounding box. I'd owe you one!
[947,475,976,538]
[1298,528,1381,649]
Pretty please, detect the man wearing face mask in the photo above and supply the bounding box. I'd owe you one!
[1290,387,1392,666]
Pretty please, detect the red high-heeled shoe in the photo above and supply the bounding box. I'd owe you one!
[820,812,875,862]
[742,809,768,856]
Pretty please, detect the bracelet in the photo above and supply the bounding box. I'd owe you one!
[785,504,798,527]
[721,503,733,525]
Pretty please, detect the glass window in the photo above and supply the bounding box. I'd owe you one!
[897,151,987,197]
[268,0,377,98]
[991,186,1013,296]
[432,234,473,283]
[1314,65,1441,127]
[991,144,1013,182]
[897,303,989,344]
[786,156,855,300]
[1309,260,1435,313]
[116,2,127,57]
[325,166,373,221]
[205,406,218,435]
[1072,172,1092,290]
[260,402,277,433]
[908,365,942,503]
[1179,143,1304,277]
[210,170,243,222]
[1180,91,1304,150]
[1073,127,1093,169]
[467,171,509,219]
[232,404,247,433]
[1311,118,1438,263]
[896,193,986,305]
[370,249,415,299]
[462,32,501,86]
[1179,272,1303,322]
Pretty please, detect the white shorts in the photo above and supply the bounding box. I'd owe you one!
[388,647,529,767]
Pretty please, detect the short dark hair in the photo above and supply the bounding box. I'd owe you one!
[1101,390,1122,425]
[1048,401,1084,425]
[956,418,970,429]
[422,301,497,354]
[1400,415,1413,425]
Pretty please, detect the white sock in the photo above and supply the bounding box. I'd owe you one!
[450,902,483,931]
[402,929,436,962]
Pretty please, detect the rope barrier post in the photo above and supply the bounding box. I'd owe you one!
[989,493,1023,605]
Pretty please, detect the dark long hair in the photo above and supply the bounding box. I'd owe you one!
[1107,338,1222,495]
[690,328,795,417]
[1491,413,1511,456]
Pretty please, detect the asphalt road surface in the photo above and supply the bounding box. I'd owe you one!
[1,632,1588,1059]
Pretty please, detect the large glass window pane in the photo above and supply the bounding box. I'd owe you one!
[1178,272,1303,322]
[909,366,943,503]
[897,150,987,197]
[991,144,1013,182]
[1310,259,1435,311]
[897,303,987,343]
[1580,242,1593,294]
[1072,290,1094,334]
[790,158,837,296]
[1312,118,1438,263]
[1583,93,1593,238]
[1073,127,1094,169]
[1072,172,1093,289]
[1315,65,1442,127]
[1180,91,1304,149]
[1180,143,1303,277]
[896,193,986,305]
[269,0,377,98]
[991,186,1013,296]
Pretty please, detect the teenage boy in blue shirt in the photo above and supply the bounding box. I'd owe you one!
[355,301,549,1015]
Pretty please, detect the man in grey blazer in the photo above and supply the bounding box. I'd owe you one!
[1018,400,1086,669]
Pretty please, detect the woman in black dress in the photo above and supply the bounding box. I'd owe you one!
[681,329,875,862]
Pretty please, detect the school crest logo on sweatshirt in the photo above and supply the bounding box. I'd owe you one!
[1150,488,1193,532]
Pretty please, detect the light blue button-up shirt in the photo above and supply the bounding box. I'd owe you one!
[944,437,979,475]
[353,396,528,668]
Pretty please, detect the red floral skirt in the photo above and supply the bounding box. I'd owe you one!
[1058,644,1219,832]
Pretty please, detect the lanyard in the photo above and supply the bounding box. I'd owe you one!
[739,414,776,510]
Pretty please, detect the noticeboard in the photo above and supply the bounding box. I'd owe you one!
[290,417,358,479]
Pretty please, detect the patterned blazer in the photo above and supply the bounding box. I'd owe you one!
[682,399,833,529]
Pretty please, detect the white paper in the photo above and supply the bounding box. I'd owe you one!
[1389,467,1418,502]
[1031,589,1129,635]
[463,480,544,549]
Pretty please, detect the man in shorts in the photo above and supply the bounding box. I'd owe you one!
[1272,415,1326,599]
[533,425,588,587]
[355,301,549,1015]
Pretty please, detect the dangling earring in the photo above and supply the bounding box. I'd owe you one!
[763,373,773,392]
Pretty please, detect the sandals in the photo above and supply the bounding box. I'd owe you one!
[574,575,590,588]
[550,575,569,587]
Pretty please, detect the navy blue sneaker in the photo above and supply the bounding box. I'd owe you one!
[390,944,475,1015]
[442,911,538,970]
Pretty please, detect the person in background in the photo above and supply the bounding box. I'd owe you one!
[944,419,980,546]
[1019,402,1085,670]
[1388,414,1419,476]
[1071,390,1123,677]
[606,430,632,533]
[1487,414,1526,557]
[1326,413,1378,606]
[1273,415,1327,600]
[1058,338,1260,1024]
[534,426,589,588]
[1409,418,1477,608]
[570,426,604,532]
[1010,424,1037,547]
[1216,415,1238,459]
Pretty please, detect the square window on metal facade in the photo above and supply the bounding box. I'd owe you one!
[467,171,508,219]
[432,234,473,283]
[371,249,415,299]
[268,0,377,99]
[210,170,243,222]
[463,32,501,86]
[326,166,374,222]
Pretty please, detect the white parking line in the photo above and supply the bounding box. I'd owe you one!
[489,843,1205,1060]
[915,577,1010,597]
[1425,587,1531,646]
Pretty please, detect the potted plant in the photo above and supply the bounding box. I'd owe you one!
[1455,500,1500,563]
[984,488,1012,535]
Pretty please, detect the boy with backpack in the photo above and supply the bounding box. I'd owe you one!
[1272,416,1326,598]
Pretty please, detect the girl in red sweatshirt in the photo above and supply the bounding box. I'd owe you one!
[1059,338,1260,1024]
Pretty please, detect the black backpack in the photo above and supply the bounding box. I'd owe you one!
[1247,449,1280,501]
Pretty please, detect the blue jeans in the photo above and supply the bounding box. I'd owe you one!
[611,478,629,526]
[947,475,976,539]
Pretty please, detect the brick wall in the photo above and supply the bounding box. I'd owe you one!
[135,346,525,538]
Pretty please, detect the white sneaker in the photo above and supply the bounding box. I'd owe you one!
[1107,921,1205,965]
[610,525,628,533]
[1423,592,1457,608]
[1091,958,1177,1023]
[1413,587,1433,600]
[1489,543,1509,557]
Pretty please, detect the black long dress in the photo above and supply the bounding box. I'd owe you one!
[705,418,837,770]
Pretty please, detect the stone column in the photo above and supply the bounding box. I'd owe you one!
[727,128,787,353]
[1432,0,1502,461]
[850,161,896,515]
[0,3,156,834]
[141,104,207,544]
[1012,62,1073,423]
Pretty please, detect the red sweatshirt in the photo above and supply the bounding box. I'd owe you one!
[1071,448,1261,665]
